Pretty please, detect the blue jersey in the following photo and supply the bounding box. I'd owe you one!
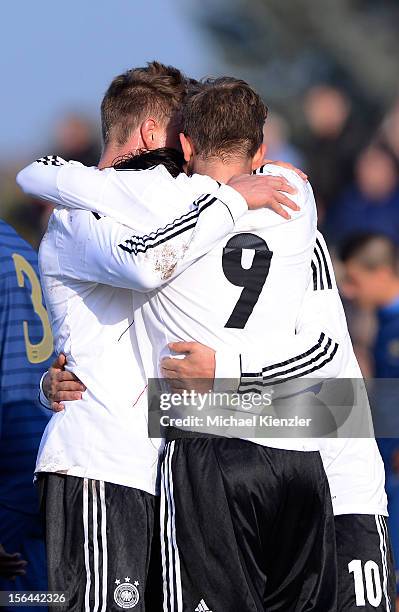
[0,219,53,516]
[374,296,399,379]
[374,296,399,592]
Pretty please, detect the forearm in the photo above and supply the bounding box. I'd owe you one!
[17,156,68,205]
[71,185,247,291]
[215,328,341,393]
[17,157,127,224]
[240,331,340,388]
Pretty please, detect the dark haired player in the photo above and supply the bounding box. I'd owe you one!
[19,77,338,611]
[22,78,395,609]
[17,65,301,611]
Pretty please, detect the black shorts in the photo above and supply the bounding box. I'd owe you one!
[161,437,337,612]
[335,514,396,611]
[38,473,162,612]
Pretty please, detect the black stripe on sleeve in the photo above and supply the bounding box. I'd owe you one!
[35,155,66,166]
[313,245,324,290]
[259,342,339,386]
[311,261,318,290]
[118,195,217,256]
[239,332,339,386]
[261,337,334,381]
[119,222,197,255]
[241,333,326,378]
[311,239,333,291]
[316,237,332,289]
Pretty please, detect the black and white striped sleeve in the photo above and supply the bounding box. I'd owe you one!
[70,184,247,291]
[238,331,340,390]
[35,155,67,167]
[17,156,70,205]
[17,157,111,214]
[311,234,335,291]
[118,192,226,257]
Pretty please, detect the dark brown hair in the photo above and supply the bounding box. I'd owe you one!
[340,232,399,272]
[101,61,188,146]
[183,77,268,160]
[113,147,184,178]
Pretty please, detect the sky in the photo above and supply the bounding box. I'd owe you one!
[0,0,219,158]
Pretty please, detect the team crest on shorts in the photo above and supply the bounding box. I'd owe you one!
[113,577,140,609]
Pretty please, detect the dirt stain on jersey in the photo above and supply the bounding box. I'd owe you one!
[151,242,188,280]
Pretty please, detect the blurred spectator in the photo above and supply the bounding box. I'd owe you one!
[340,233,399,377]
[36,114,101,232]
[340,233,399,596]
[379,99,399,163]
[0,219,54,610]
[263,112,304,168]
[301,85,367,217]
[324,145,399,247]
[53,113,100,166]
[9,114,101,246]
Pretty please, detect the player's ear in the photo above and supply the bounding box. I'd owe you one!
[251,143,267,171]
[141,118,157,151]
[180,133,193,163]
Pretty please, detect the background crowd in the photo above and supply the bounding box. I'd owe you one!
[4,84,399,376]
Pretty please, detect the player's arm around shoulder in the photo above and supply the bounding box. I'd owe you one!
[249,165,317,267]
[17,156,111,212]
[260,162,315,209]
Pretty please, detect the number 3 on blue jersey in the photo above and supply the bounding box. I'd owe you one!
[222,232,273,329]
[12,253,53,364]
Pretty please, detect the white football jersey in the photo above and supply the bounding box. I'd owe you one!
[17,157,248,493]
[18,157,386,515]
[216,231,387,516]
[132,164,319,452]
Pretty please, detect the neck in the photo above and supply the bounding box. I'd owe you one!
[98,143,140,170]
[192,157,252,183]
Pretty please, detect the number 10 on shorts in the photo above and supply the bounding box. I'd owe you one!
[348,559,382,607]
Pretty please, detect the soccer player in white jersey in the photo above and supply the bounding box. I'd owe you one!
[19,78,340,610]
[134,78,337,612]
[17,65,302,612]
[162,230,396,611]
[18,71,394,608]
[33,148,396,609]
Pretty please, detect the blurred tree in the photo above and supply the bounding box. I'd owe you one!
[185,0,399,131]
